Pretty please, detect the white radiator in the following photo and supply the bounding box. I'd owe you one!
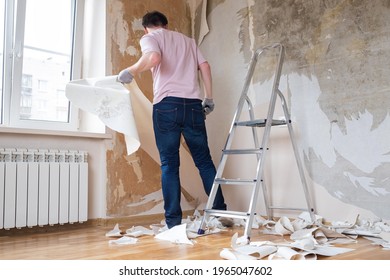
[0,148,88,230]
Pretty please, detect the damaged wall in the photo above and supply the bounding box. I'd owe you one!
[106,0,390,222]
[106,0,196,217]
[202,0,390,221]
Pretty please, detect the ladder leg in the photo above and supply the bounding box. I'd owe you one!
[243,186,259,242]
[260,177,273,220]
[198,183,218,234]
[278,89,316,221]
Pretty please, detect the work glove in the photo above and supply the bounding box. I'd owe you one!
[202,98,214,115]
[117,68,133,84]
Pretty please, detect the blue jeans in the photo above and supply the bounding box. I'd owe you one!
[153,97,227,228]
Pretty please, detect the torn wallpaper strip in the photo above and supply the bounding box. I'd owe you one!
[66,76,140,155]
[154,223,194,245]
[109,236,138,245]
[105,223,122,237]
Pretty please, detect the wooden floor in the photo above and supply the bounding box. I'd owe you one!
[0,220,389,260]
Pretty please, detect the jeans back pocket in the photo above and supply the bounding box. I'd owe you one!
[156,108,178,131]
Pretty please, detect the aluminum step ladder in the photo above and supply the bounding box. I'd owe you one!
[197,43,315,242]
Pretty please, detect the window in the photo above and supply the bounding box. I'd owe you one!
[38,80,48,92]
[1,0,83,130]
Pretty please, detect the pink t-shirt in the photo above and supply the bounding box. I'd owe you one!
[140,29,207,104]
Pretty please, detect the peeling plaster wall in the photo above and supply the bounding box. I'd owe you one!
[202,0,390,221]
[106,0,194,217]
[105,0,390,222]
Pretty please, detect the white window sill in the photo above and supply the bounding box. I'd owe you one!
[0,127,112,139]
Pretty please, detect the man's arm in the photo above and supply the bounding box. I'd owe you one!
[117,51,161,84]
[199,61,212,99]
[199,61,215,115]
[129,51,161,75]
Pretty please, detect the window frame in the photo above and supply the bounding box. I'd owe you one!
[1,0,84,131]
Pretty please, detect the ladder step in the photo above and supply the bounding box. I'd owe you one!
[268,206,308,212]
[236,119,287,127]
[204,209,251,219]
[223,148,263,155]
[215,178,257,185]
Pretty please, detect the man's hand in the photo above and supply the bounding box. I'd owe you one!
[117,68,133,84]
[202,98,214,115]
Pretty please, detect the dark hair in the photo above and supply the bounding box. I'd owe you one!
[142,11,168,28]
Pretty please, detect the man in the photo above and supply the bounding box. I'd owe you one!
[117,11,226,229]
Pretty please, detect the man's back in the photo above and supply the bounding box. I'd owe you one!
[140,29,206,104]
